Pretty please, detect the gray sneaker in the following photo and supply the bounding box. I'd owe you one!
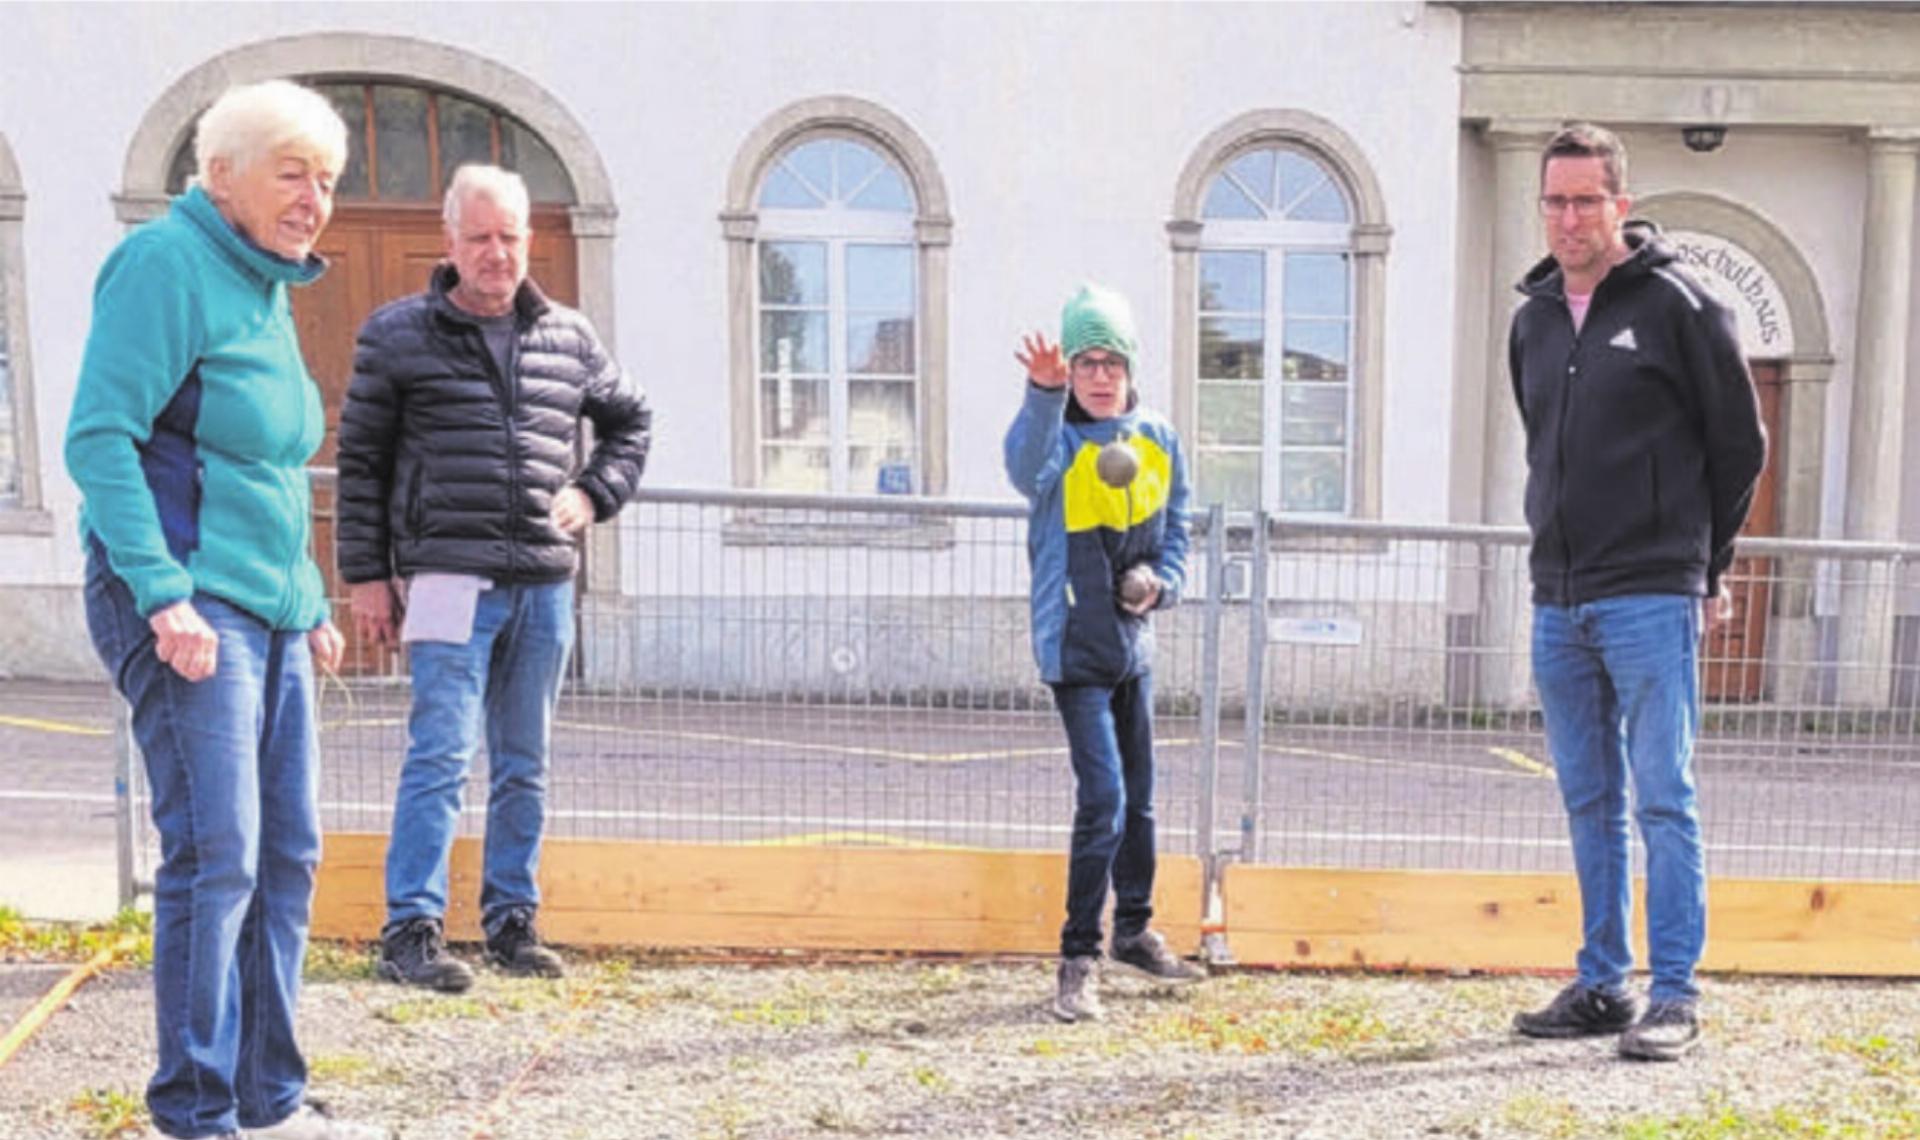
[1050,955,1103,1022]
[1110,930,1206,983]
[1618,1000,1702,1061]
[244,1103,391,1139]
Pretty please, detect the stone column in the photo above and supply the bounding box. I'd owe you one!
[916,214,954,497]
[1838,130,1919,705]
[1475,121,1556,709]
[721,209,760,490]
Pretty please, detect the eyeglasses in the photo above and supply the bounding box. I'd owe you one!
[1072,354,1129,378]
[1538,194,1611,218]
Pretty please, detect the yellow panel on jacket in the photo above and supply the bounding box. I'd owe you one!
[1063,435,1173,533]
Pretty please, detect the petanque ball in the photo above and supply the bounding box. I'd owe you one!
[1118,565,1157,607]
[1096,440,1140,488]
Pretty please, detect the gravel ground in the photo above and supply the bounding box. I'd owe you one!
[1,947,1916,1140]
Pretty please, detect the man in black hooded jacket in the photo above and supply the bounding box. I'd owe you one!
[1506,124,1766,1062]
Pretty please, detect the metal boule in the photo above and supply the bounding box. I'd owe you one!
[1118,565,1157,607]
[1096,440,1140,488]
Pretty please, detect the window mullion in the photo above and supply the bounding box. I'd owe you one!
[1263,250,1284,513]
[828,238,850,493]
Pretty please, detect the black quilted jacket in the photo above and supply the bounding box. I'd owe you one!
[335,263,651,585]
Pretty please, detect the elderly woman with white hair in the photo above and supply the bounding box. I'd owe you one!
[65,81,385,1140]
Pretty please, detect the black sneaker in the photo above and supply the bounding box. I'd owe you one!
[377,917,475,993]
[1513,983,1639,1039]
[1110,930,1207,983]
[486,909,565,978]
[1618,999,1702,1061]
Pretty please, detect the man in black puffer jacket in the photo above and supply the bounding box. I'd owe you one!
[336,165,650,993]
[1506,124,1765,1063]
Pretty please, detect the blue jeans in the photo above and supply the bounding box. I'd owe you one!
[1051,673,1157,958]
[83,545,319,1139]
[384,580,574,937]
[1532,594,1705,1003]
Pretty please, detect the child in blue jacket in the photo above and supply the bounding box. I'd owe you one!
[1004,283,1204,1022]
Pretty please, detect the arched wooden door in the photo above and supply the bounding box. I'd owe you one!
[1703,360,1784,702]
[172,80,580,672]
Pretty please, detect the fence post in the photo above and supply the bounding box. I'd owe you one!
[1240,511,1271,862]
[113,701,139,911]
[1194,505,1228,956]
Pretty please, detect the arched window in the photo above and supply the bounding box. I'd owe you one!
[1169,111,1390,518]
[724,97,953,498]
[166,80,575,205]
[754,137,918,494]
[1197,146,1354,514]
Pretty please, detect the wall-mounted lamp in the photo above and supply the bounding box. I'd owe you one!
[1682,125,1727,153]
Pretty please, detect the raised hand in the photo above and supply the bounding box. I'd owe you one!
[1016,332,1068,389]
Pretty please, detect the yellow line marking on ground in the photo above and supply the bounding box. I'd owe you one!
[1262,744,1540,780]
[0,714,110,737]
[1489,746,1553,777]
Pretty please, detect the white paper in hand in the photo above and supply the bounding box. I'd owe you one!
[400,574,492,644]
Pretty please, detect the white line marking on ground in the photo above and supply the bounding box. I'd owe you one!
[0,790,117,805]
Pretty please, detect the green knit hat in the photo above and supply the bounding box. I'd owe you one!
[1061,282,1140,367]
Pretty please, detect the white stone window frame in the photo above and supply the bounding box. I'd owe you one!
[0,133,48,533]
[754,137,922,497]
[1169,110,1391,520]
[724,97,952,506]
[1197,205,1359,517]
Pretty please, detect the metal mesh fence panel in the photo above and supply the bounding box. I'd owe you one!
[1230,517,1920,883]
[120,483,1920,904]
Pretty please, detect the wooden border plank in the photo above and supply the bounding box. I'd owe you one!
[313,834,1204,955]
[1221,866,1920,977]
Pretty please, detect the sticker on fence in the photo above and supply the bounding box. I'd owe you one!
[1268,616,1363,645]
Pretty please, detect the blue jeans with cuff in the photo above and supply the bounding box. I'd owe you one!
[1532,593,1706,1003]
[84,544,319,1139]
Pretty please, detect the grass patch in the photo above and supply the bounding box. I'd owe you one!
[913,963,968,996]
[728,981,831,1029]
[1498,1094,1584,1139]
[0,906,152,967]
[375,995,492,1025]
[303,939,378,982]
[1145,996,1432,1059]
[307,1051,406,1087]
[1823,1030,1919,1079]
[67,1087,146,1139]
[1616,1090,1920,1139]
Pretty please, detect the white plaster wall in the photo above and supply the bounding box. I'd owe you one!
[0,2,1465,600]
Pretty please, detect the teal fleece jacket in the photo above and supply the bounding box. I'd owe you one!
[1004,383,1192,686]
[65,186,331,630]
